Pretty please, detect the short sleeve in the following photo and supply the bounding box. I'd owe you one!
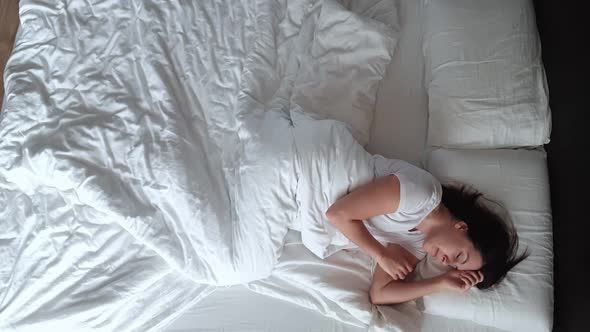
[390,164,442,223]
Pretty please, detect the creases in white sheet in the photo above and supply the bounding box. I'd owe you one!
[0,0,399,330]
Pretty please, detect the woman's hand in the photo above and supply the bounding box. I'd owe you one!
[375,244,415,280]
[437,270,484,292]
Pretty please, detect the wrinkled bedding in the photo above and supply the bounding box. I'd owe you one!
[0,0,400,330]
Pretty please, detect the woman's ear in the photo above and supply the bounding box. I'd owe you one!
[454,221,468,232]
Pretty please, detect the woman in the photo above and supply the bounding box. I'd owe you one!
[325,156,526,305]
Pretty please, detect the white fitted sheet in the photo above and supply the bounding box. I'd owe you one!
[164,285,505,332]
[164,286,364,332]
[368,0,428,166]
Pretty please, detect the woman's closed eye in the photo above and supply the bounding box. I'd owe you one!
[461,252,469,265]
[451,252,470,269]
[449,253,461,270]
[450,253,461,267]
[451,252,466,269]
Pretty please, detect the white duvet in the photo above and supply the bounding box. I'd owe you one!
[0,0,400,330]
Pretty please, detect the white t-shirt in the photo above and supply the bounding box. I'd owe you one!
[364,155,443,260]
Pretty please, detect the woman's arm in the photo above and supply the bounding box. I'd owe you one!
[325,176,415,279]
[369,244,434,304]
[370,245,484,304]
[325,176,401,260]
[370,262,441,304]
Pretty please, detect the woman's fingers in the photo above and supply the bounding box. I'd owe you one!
[477,271,484,283]
[389,270,399,280]
[461,273,481,288]
[447,270,484,292]
[461,272,477,285]
[397,270,407,279]
[382,264,398,279]
[459,273,473,286]
[459,276,471,288]
[388,268,399,280]
[397,266,408,276]
[405,263,414,273]
[459,278,471,291]
[399,264,409,274]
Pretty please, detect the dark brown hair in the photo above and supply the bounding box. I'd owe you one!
[441,184,528,289]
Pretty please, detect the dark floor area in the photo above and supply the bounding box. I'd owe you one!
[0,0,19,107]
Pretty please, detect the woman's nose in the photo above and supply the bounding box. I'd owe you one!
[442,255,448,264]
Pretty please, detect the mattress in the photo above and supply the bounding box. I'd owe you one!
[163,1,499,331]
[0,0,551,330]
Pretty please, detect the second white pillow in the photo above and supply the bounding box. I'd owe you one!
[423,0,551,149]
[292,0,400,146]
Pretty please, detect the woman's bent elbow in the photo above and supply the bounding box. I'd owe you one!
[369,286,383,305]
[325,207,343,224]
[370,285,404,305]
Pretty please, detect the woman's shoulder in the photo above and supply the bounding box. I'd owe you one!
[372,155,438,188]
[373,156,441,216]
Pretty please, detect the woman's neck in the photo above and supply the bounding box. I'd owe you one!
[416,203,449,234]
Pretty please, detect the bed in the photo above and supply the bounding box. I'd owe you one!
[0,0,553,331]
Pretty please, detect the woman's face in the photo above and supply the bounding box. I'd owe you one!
[422,220,484,271]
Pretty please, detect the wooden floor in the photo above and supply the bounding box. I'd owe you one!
[0,0,20,108]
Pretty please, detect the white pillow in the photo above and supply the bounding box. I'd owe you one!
[423,0,551,148]
[421,148,553,332]
[292,0,400,146]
